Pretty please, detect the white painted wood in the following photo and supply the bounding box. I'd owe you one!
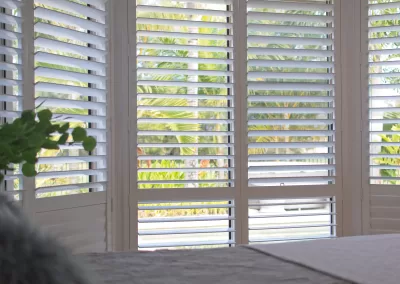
[35,192,106,212]
[340,0,363,237]
[36,204,106,226]
[21,0,36,218]
[36,204,107,253]
[371,195,400,208]
[232,0,247,245]
[371,185,400,197]
[128,0,138,252]
[371,218,400,231]
[138,187,235,202]
[247,185,337,200]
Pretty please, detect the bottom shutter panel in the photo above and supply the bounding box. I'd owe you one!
[138,201,235,250]
[248,197,336,244]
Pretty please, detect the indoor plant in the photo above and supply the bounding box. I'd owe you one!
[0,109,96,183]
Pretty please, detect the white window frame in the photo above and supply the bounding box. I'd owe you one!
[108,0,368,251]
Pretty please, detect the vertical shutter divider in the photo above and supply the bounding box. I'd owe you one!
[233,0,248,245]
[128,0,139,251]
[21,0,36,216]
[360,0,370,235]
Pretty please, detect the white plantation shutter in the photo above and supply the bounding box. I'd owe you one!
[365,1,400,235]
[245,0,339,242]
[248,198,336,243]
[136,0,236,249]
[32,0,109,253]
[247,0,336,187]
[2,0,374,250]
[0,0,23,202]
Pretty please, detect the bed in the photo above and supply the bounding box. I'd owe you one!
[83,234,400,284]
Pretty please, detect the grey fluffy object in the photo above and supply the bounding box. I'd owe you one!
[0,194,93,284]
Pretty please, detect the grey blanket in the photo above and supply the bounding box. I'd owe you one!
[84,246,350,284]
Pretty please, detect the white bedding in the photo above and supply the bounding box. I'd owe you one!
[84,234,400,284]
[254,234,400,284]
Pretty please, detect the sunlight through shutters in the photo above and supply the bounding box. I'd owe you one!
[136,0,235,249]
[247,0,336,187]
[33,0,108,198]
[367,0,400,235]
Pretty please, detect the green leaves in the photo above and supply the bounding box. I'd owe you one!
[83,136,97,152]
[42,140,60,150]
[0,109,97,181]
[72,127,87,142]
[21,110,35,122]
[38,109,52,122]
[22,163,36,177]
[59,123,70,133]
[22,150,38,164]
[57,133,69,145]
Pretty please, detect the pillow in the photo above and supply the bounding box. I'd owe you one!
[0,194,93,284]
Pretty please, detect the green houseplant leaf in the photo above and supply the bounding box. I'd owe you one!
[83,136,97,152]
[72,127,87,142]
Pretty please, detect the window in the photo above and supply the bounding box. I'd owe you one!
[131,0,339,249]
[5,0,398,252]
[247,0,336,187]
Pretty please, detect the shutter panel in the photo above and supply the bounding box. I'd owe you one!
[249,198,335,243]
[0,0,23,202]
[367,1,400,235]
[247,0,336,188]
[246,0,338,242]
[136,0,235,249]
[138,201,234,250]
[33,0,108,253]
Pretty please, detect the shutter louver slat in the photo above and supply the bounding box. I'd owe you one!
[0,13,21,25]
[247,2,333,11]
[35,0,106,21]
[137,30,232,41]
[136,18,232,29]
[0,0,22,9]
[35,23,106,47]
[0,29,21,40]
[138,55,232,64]
[247,12,334,23]
[248,24,333,35]
[137,5,232,17]
[248,119,335,126]
[136,0,235,249]
[0,0,23,201]
[0,45,21,55]
[248,48,334,57]
[35,52,105,73]
[34,7,105,34]
[35,82,106,99]
[35,37,106,58]
[35,67,106,86]
[35,97,106,111]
